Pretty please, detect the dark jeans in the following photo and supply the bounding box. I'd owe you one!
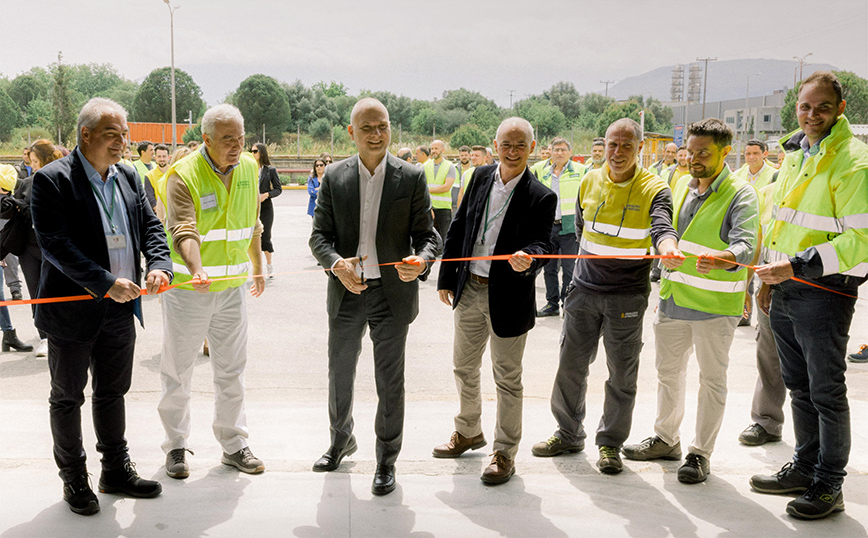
[260,199,275,253]
[19,239,46,338]
[47,301,136,481]
[433,208,453,250]
[327,281,409,466]
[769,280,855,488]
[542,223,578,307]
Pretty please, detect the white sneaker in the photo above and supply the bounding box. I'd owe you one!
[35,338,48,357]
[266,264,274,280]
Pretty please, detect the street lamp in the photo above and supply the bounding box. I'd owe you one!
[793,53,813,83]
[164,0,179,150]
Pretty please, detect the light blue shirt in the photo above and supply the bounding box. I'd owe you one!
[76,148,136,282]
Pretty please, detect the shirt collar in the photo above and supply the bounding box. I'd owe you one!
[76,147,118,184]
[687,164,730,195]
[199,145,239,176]
[359,153,388,181]
[494,165,524,191]
[800,132,829,159]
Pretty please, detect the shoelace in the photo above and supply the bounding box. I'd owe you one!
[545,436,560,447]
[684,453,703,468]
[170,448,194,464]
[775,461,797,478]
[490,452,509,467]
[638,436,658,449]
[66,473,93,493]
[450,432,460,446]
[599,446,619,458]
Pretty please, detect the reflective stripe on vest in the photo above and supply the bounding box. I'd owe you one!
[425,160,453,209]
[166,151,259,292]
[540,161,584,217]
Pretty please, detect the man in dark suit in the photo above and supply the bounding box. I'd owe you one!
[309,97,439,496]
[30,97,173,516]
[434,117,556,485]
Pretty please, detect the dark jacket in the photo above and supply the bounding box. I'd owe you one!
[309,153,440,323]
[30,149,173,341]
[259,165,282,199]
[438,164,557,338]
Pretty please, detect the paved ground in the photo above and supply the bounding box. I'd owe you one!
[1,190,866,537]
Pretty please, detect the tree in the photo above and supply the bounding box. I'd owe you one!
[132,67,204,123]
[234,74,291,143]
[312,81,348,98]
[543,82,583,121]
[450,124,492,148]
[780,85,799,132]
[50,53,77,146]
[8,73,48,113]
[0,88,21,142]
[309,117,333,141]
[595,101,645,136]
[182,124,201,144]
[514,98,566,138]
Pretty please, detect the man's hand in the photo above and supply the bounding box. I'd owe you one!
[508,251,532,272]
[259,192,269,203]
[250,273,265,297]
[145,270,171,295]
[107,278,141,303]
[658,238,685,269]
[334,256,367,294]
[757,282,772,314]
[191,270,211,293]
[396,256,426,282]
[696,249,736,274]
[755,260,794,285]
[439,289,454,306]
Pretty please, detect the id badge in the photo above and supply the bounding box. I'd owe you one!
[472,242,488,259]
[107,234,127,250]
[200,193,218,211]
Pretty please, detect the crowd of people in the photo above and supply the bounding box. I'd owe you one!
[3,69,866,522]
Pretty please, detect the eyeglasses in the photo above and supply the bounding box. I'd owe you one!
[315,163,325,168]
[325,159,332,164]
[590,179,635,238]
[251,149,259,154]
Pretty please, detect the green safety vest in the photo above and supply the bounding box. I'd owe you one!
[539,161,586,235]
[660,173,755,316]
[764,115,868,277]
[731,162,776,190]
[579,164,668,257]
[530,158,551,181]
[649,160,674,177]
[424,159,454,209]
[461,166,476,191]
[166,151,259,292]
[133,159,152,183]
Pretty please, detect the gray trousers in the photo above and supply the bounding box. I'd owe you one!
[327,281,408,466]
[3,254,21,294]
[750,308,786,436]
[551,288,648,448]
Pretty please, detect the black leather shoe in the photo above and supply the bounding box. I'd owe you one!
[312,437,357,472]
[63,473,100,515]
[371,464,396,496]
[98,461,162,498]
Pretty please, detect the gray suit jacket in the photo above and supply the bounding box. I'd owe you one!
[309,153,440,322]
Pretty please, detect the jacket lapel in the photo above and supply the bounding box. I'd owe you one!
[71,150,109,252]
[495,168,531,253]
[344,156,361,245]
[114,166,140,254]
[469,168,497,250]
[378,155,401,235]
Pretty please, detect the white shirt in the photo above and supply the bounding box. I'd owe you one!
[469,165,523,277]
[747,162,768,184]
[357,153,388,279]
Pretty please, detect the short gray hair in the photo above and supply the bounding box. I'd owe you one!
[606,118,642,142]
[77,98,127,146]
[496,117,534,145]
[202,104,244,137]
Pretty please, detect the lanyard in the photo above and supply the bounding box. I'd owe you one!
[481,185,516,244]
[90,179,118,233]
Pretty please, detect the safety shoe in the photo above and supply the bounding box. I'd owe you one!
[786,481,844,519]
[10,290,22,301]
[481,451,515,485]
[649,269,661,283]
[433,431,486,458]
[531,435,584,457]
[678,453,710,484]
[63,473,99,515]
[536,303,559,317]
[166,448,194,479]
[738,423,781,446]
[222,447,265,474]
[622,435,681,461]
[848,344,868,363]
[750,461,813,494]
[597,446,623,474]
[99,461,162,498]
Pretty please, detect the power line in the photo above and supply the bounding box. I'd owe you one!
[507,89,516,109]
[696,57,717,118]
[600,80,614,97]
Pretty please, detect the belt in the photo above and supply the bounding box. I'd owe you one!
[469,272,489,285]
[363,278,382,289]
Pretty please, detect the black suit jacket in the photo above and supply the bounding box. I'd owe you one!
[30,149,173,342]
[309,153,440,323]
[438,164,556,338]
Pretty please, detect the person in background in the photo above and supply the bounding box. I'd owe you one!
[396,147,413,162]
[144,144,171,211]
[121,147,134,168]
[155,147,193,223]
[186,140,200,150]
[308,157,327,219]
[253,143,282,279]
[133,141,154,181]
[17,147,32,179]
[0,164,34,352]
[587,138,605,170]
[415,145,430,166]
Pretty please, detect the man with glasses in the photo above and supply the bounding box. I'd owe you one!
[532,118,679,476]
[536,138,586,317]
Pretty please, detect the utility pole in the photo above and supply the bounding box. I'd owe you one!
[163,0,179,151]
[297,125,301,158]
[793,53,813,82]
[696,57,717,118]
[507,90,516,110]
[600,80,614,97]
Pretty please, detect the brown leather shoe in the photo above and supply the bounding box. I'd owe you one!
[432,431,487,458]
[481,451,514,485]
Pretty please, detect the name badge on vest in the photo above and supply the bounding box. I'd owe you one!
[201,193,218,211]
[107,234,127,250]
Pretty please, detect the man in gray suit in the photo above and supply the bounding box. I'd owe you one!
[309,97,439,496]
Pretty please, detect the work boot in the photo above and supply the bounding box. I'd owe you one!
[678,453,710,484]
[597,446,623,474]
[222,447,265,474]
[786,481,845,519]
[738,423,781,446]
[166,448,194,479]
[622,435,681,461]
[750,462,813,494]
[99,461,162,498]
[536,303,559,317]
[2,329,33,352]
[531,435,584,457]
[63,473,99,515]
[10,290,22,301]
[848,344,868,363]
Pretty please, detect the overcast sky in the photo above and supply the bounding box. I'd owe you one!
[1,0,866,107]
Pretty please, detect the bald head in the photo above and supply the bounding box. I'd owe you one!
[350,97,389,126]
[430,139,446,160]
[348,97,391,166]
[496,117,534,145]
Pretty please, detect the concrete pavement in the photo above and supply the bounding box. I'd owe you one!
[1,190,866,537]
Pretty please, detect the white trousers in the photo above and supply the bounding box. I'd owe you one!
[158,286,250,454]
[653,310,738,458]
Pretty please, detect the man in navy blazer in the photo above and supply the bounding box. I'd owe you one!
[435,117,556,485]
[30,98,173,516]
